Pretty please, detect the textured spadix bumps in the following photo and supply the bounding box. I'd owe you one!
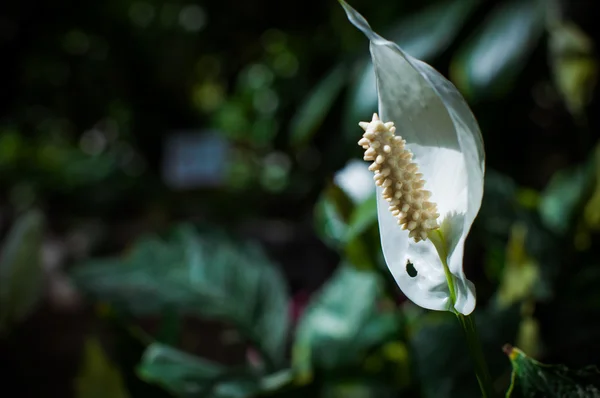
[340,1,485,315]
[359,113,439,242]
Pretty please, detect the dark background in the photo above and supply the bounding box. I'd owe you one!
[1,0,600,397]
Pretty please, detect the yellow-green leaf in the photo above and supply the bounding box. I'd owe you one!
[548,21,598,119]
[75,337,130,398]
[497,224,539,307]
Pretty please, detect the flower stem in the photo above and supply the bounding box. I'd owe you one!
[433,230,495,397]
[456,312,495,398]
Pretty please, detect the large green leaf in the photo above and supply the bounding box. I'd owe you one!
[75,337,131,398]
[289,64,348,147]
[505,345,600,397]
[451,0,544,100]
[343,0,478,136]
[72,225,290,368]
[0,209,45,334]
[293,266,400,379]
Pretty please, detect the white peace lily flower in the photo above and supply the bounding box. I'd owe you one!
[340,1,485,315]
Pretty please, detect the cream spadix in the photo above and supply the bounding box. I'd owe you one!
[340,1,485,315]
[358,113,440,242]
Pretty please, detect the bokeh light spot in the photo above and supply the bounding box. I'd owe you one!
[179,5,207,32]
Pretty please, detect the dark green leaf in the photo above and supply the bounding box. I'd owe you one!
[289,64,348,147]
[505,345,600,397]
[451,0,544,100]
[0,209,45,333]
[72,225,290,368]
[410,305,521,398]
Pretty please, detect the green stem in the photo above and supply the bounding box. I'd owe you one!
[457,313,495,398]
[433,230,495,398]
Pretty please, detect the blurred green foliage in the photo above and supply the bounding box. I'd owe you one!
[1,0,600,397]
[73,226,290,369]
[0,209,44,334]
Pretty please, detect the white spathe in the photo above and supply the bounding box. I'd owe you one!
[341,1,485,315]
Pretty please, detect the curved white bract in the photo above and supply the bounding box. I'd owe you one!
[340,1,485,315]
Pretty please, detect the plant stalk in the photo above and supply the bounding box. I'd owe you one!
[457,312,495,398]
